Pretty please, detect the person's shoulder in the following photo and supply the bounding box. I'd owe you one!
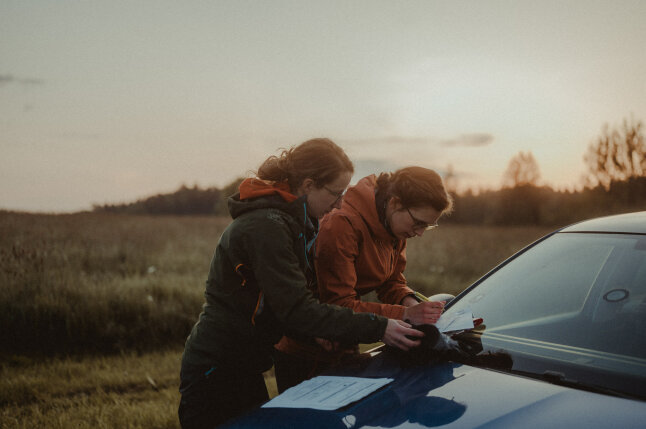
[224,213,293,257]
[230,208,295,237]
[320,209,365,240]
[321,208,352,229]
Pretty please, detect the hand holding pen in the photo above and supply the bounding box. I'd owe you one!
[402,292,445,325]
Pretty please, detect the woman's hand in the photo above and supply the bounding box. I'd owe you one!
[381,319,424,351]
[315,337,340,352]
[402,301,445,325]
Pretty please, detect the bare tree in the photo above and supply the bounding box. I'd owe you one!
[584,117,645,189]
[443,164,458,195]
[502,151,541,188]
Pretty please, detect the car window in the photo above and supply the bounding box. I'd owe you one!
[457,234,617,327]
[447,233,646,388]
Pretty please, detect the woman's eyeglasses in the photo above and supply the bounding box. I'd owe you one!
[323,185,346,203]
[406,207,438,231]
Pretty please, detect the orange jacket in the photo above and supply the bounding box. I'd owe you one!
[274,175,415,361]
[314,175,415,320]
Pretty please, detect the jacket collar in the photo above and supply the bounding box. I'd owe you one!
[238,178,298,202]
[343,175,396,243]
[228,178,317,235]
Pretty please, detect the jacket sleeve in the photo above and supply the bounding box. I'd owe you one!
[375,241,416,306]
[315,214,408,320]
[243,212,387,344]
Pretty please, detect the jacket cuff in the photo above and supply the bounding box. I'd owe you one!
[400,293,420,304]
[391,304,406,320]
[376,316,389,342]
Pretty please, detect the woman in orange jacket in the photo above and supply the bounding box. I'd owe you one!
[274,166,454,392]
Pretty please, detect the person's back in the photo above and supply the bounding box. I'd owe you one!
[182,191,313,374]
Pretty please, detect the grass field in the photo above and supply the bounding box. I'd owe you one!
[0,211,553,428]
[1,350,182,429]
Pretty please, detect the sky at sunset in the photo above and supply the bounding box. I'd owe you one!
[2,0,645,212]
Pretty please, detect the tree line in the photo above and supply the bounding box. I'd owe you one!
[93,179,243,217]
[94,117,646,225]
[449,177,646,226]
[448,116,645,225]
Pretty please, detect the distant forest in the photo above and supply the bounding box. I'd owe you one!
[92,177,646,226]
[93,117,646,226]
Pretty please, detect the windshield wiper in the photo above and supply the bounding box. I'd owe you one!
[537,370,643,401]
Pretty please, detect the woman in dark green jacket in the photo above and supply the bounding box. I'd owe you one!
[179,138,424,428]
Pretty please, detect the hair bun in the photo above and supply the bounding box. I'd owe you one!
[276,155,291,174]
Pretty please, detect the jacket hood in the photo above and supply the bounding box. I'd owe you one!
[228,178,314,230]
[342,175,395,242]
[238,178,298,203]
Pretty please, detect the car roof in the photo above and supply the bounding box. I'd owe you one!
[560,210,646,234]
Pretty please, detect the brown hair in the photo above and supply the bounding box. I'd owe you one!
[256,138,354,191]
[376,166,454,214]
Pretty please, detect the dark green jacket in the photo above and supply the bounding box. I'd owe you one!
[181,192,388,373]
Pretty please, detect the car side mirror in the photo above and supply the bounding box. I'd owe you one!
[428,293,455,304]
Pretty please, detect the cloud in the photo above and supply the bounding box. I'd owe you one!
[350,158,468,184]
[441,133,494,147]
[347,133,494,148]
[0,74,45,87]
[347,136,436,146]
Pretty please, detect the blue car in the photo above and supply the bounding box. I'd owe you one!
[224,211,646,428]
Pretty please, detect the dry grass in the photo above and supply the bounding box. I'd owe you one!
[1,350,183,428]
[0,349,279,429]
[0,211,229,356]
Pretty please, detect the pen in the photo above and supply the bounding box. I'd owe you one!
[413,291,430,302]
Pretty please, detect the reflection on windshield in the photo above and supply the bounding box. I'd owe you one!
[448,233,646,398]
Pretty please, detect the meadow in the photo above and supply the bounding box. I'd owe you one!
[0,211,553,428]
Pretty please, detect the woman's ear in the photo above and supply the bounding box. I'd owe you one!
[388,196,402,211]
[296,178,315,196]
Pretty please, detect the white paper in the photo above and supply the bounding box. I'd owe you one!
[435,307,474,333]
[261,376,393,410]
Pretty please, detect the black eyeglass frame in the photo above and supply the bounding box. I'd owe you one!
[406,207,439,231]
[323,185,346,202]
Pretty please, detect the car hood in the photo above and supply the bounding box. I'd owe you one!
[224,355,646,429]
[408,363,646,429]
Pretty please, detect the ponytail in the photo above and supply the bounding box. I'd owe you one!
[257,138,353,191]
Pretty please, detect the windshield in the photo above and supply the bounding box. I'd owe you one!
[449,232,646,398]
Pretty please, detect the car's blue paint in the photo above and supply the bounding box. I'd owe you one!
[224,347,646,428]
